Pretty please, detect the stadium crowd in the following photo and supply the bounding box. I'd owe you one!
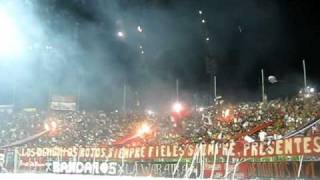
[0,92,320,148]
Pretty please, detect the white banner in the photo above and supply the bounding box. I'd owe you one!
[0,105,13,113]
[48,161,118,175]
[50,96,76,111]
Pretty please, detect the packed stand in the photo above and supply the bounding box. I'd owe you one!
[0,93,320,148]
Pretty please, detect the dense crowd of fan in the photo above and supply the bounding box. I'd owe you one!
[0,92,320,148]
[183,92,320,144]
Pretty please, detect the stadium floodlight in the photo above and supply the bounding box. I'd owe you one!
[172,102,183,113]
[198,10,203,15]
[0,9,24,56]
[201,19,206,23]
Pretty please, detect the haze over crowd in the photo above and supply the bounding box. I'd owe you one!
[0,0,318,111]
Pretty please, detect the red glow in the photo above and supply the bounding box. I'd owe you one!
[113,123,154,145]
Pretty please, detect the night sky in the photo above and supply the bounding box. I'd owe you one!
[0,0,319,111]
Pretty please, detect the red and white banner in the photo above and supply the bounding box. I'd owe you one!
[16,136,320,160]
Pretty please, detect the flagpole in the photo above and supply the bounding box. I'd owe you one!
[261,69,265,102]
[48,85,52,111]
[176,79,179,102]
[77,68,81,111]
[77,83,81,111]
[214,75,217,100]
[12,82,16,106]
[123,83,127,113]
[209,73,213,103]
[302,59,307,89]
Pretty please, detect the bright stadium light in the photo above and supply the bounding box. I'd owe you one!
[172,102,183,113]
[201,19,206,23]
[198,10,203,15]
[0,8,24,56]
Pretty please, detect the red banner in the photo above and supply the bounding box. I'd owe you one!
[16,136,320,160]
